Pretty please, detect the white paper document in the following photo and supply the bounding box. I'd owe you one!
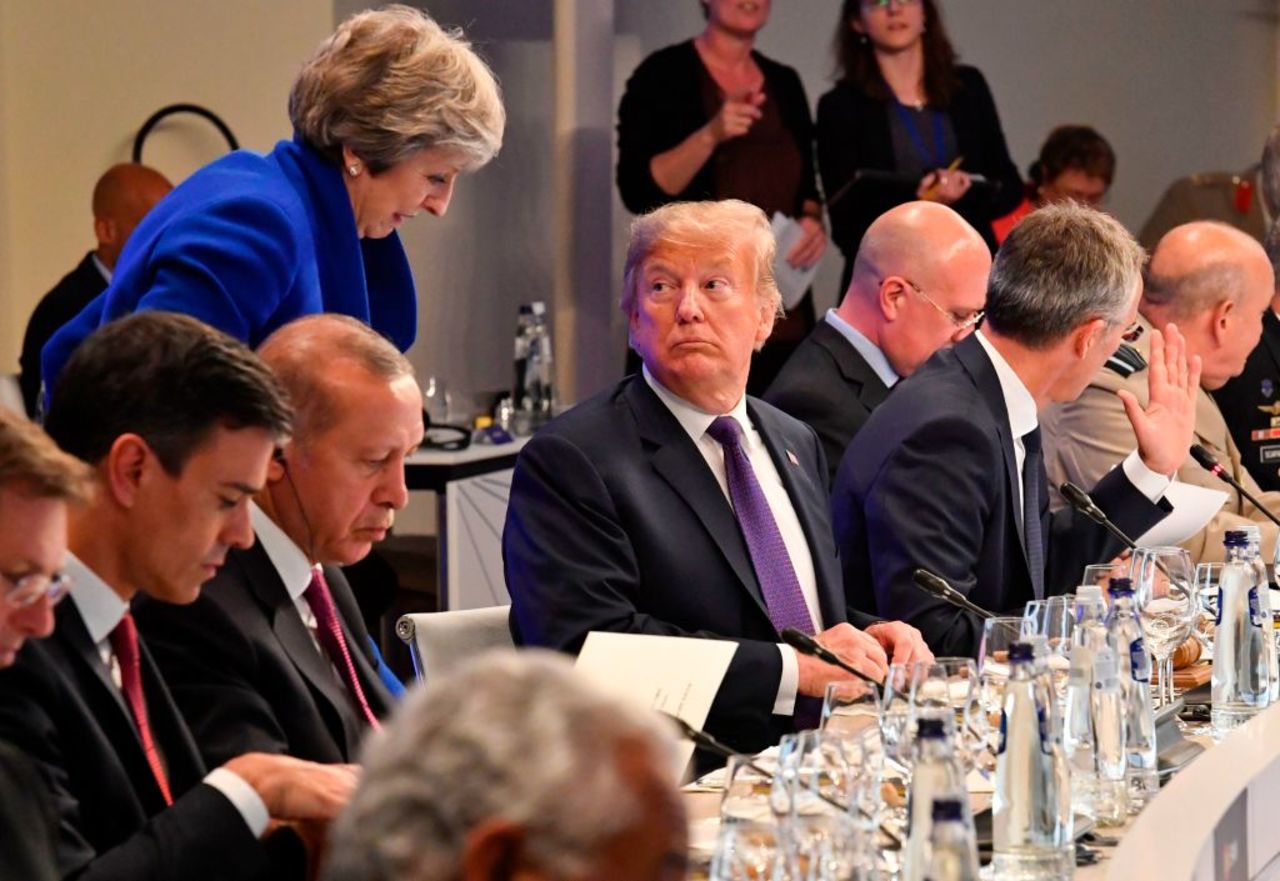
[575,631,738,776]
[770,212,821,311]
[1135,482,1229,546]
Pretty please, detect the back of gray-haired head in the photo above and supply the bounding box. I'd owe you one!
[322,650,679,881]
[985,201,1144,348]
[1262,124,1280,220]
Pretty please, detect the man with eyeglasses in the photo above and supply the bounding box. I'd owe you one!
[0,407,92,880]
[0,313,359,881]
[832,203,1199,656]
[1043,220,1280,563]
[764,201,990,483]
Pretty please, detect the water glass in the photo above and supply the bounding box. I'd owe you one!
[910,657,987,771]
[1022,596,1075,701]
[879,663,915,776]
[1130,546,1196,707]
[1193,562,1222,654]
[785,812,862,881]
[1081,562,1123,592]
[721,754,776,824]
[771,731,852,820]
[978,617,1022,751]
[709,820,786,881]
[821,680,881,739]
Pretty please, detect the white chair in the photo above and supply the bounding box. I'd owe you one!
[395,605,514,683]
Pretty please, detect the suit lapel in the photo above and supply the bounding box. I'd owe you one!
[237,543,365,752]
[1262,310,1280,375]
[955,336,1033,578]
[812,322,892,412]
[748,400,844,627]
[625,379,772,621]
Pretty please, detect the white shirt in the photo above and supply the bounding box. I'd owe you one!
[644,368,821,716]
[64,552,268,837]
[823,309,901,388]
[974,331,1172,522]
[91,254,112,285]
[250,504,327,660]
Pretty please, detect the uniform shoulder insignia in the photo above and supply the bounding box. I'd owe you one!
[1105,343,1147,379]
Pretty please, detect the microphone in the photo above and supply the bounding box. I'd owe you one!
[1060,481,1174,580]
[780,628,881,686]
[1190,444,1280,531]
[661,713,903,850]
[911,569,997,620]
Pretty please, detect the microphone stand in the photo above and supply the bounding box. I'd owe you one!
[1060,481,1174,581]
[780,628,882,686]
[910,569,997,620]
[1190,444,1280,530]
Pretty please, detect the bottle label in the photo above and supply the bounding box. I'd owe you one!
[1129,637,1150,683]
[1250,587,1265,628]
[1038,705,1053,755]
[1094,647,1119,689]
[997,710,1007,755]
[1216,587,1224,627]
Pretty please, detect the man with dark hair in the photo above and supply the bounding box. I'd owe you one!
[0,312,357,881]
[833,203,1198,656]
[17,163,171,416]
[135,315,420,767]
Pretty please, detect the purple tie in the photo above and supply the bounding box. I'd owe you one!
[304,569,381,731]
[707,416,816,637]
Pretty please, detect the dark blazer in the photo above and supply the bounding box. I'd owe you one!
[0,741,58,881]
[504,377,876,758]
[615,39,820,216]
[0,601,300,880]
[763,320,891,485]
[18,253,107,416]
[1214,309,1280,493]
[133,541,395,768]
[832,334,1171,657]
[816,66,1022,284]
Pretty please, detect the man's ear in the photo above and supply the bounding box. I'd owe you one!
[1209,297,1235,346]
[103,433,153,509]
[267,444,291,484]
[879,277,906,322]
[460,819,535,881]
[93,217,118,251]
[1072,317,1108,359]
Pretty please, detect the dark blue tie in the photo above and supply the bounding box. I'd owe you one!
[1022,427,1045,600]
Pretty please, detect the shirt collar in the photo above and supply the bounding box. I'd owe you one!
[91,254,112,284]
[65,552,129,646]
[974,330,1038,439]
[642,366,757,451]
[251,503,316,601]
[823,309,900,388]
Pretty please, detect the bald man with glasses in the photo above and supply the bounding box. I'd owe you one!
[765,201,991,483]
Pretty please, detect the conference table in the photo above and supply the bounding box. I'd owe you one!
[682,700,1280,880]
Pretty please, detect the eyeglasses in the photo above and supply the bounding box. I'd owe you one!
[892,278,985,331]
[2,571,72,609]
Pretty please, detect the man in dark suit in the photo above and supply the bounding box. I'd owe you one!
[1214,223,1280,493]
[0,409,93,880]
[505,199,931,760]
[0,313,357,881]
[17,164,171,416]
[134,315,419,767]
[765,202,990,482]
[834,203,1200,657]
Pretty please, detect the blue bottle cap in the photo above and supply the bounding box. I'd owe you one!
[1008,641,1035,662]
[915,716,947,739]
[1224,530,1250,547]
[931,798,965,823]
[1108,577,1134,596]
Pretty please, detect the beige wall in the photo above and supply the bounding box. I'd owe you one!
[0,0,334,372]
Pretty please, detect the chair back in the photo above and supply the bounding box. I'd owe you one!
[395,605,513,683]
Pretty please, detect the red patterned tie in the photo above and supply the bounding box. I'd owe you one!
[303,569,381,730]
[109,613,173,805]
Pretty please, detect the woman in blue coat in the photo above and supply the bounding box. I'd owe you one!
[42,5,505,396]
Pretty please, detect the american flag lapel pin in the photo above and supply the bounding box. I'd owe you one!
[786,449,799,467]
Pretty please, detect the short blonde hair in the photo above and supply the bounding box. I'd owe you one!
[289,5,505,174]
[620,199,781,319]
[0,406,92,503]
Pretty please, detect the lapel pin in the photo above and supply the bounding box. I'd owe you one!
[786,450,799,467]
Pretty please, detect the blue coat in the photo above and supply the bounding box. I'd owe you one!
[42,137,417,393]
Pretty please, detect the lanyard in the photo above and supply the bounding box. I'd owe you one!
[893,101,947,169]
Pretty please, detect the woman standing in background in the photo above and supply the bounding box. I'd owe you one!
[616,0,826,394]
[817,0,1020,293]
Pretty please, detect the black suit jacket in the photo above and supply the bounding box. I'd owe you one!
[816,66,1022,288]
[133,541,394,768]
[0,601,299,880]
[832,335,1171,657]
[763,321,892,485]
[0,741,58,880]
[504,377,876,758]
[18,253,107,416]
[1213,309,1280,492]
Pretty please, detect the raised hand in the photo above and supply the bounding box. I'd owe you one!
[706,90,765,143]
[1117,323,1202,476]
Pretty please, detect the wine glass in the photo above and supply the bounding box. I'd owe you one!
[1082,562,1122,593]
[771,731,851,821]
[1193,562,1222,654]
[879,664,915,778]
[821,680,881,740]
[1022,596,1075,701]
[978,617,1022,752]
[909,658,987,773]
[721,754,777,825]
[1130,546,1196,707]
[709,820,786,881]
